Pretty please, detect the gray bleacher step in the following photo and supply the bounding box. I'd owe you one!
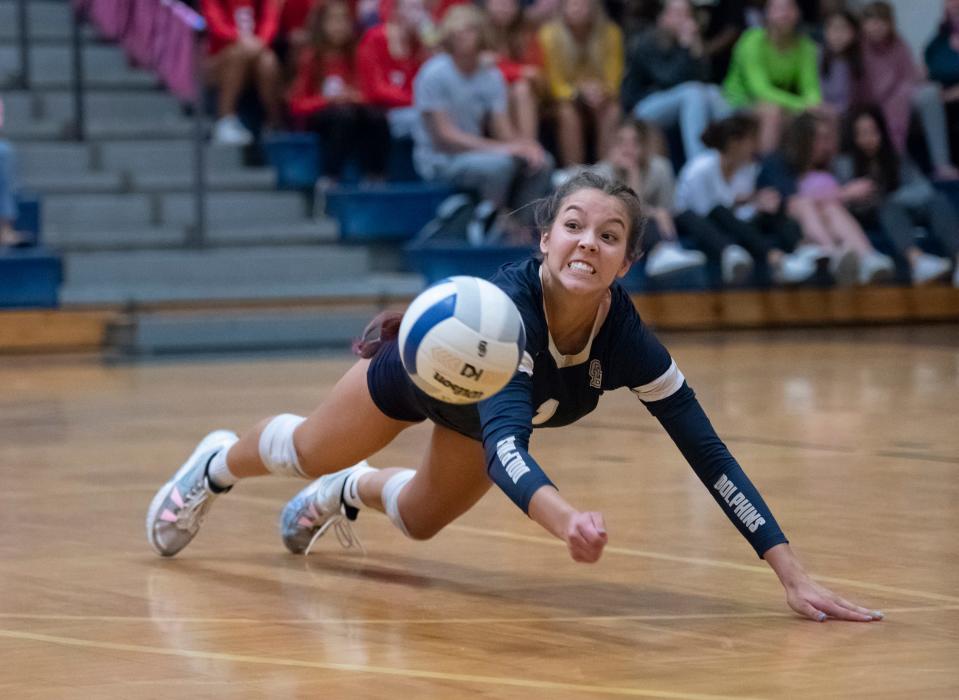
[41,89,184,121]
[41,225,186,250]
[20,171,125,195]
[99,141,245,173]
[132,168,276,193]
[84,120,194,140]
[108,306,386,356]
[60,272,426,305]
[0,1,77,42]
[43,193,154,231]
[206,219,339,245]
[0,120,66,141]
[16,142,93,177]
[0,44,158,90]
[161,191,310,228]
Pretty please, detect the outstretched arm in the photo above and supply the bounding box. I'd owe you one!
[643,380,882,622]
[478,372,608,563]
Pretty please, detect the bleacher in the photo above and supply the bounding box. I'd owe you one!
[1,0,958,356]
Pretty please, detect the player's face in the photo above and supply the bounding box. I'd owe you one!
[540,188,632,293]
[853,114,882,157]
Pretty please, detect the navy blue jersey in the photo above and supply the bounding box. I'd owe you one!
[368,257,788,557]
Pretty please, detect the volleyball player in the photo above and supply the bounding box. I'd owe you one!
[147,170,882,623]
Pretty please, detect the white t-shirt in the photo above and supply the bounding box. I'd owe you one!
[675,150,758,220]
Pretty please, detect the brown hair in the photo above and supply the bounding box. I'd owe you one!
[534,168,646,261]
[700,113,759,151]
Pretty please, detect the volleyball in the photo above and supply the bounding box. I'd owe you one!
[398,276,526,405]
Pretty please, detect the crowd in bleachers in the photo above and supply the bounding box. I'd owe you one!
[20,0,959,288]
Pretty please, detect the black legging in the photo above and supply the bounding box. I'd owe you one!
[307,104,391,179]
[675,207,802,262]
[854,193,959,260]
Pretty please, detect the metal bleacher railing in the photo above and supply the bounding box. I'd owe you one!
[15,0,211,246]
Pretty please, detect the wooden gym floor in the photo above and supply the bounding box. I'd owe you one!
[2,325,958,699]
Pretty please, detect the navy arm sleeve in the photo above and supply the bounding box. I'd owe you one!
[477,372,556,513]
[643,381,789,558]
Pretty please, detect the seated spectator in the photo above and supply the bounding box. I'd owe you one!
[0,137,26,248]
[274,0,319,73]
[675,114,818,285]
[860,1,959,180]
[201,0,284,144]
[695,0,746,82]
[722,0,821,154]
[538,0,623,166]
[924,0,959,167]
[357,0,430,139]
[592,119,707,277]
[483,0,544,142]
[836,106,958,286]
[622,0,732,161]
[412,4,553,227]
[288,0,391,185]
[762,110,895,285]
[819,10,863,118]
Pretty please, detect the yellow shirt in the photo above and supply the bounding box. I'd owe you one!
[538,21,624,101]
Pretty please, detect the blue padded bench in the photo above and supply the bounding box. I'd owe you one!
[327,183,454,242]
[263,133,423,190]
[404,244,534,285]
[0,248,62,308]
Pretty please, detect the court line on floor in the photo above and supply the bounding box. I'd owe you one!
[0,628,764,700]
[1,604,955,626]
[446,524,959,605]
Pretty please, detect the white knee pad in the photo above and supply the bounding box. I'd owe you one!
[258,414,307,478]
[382,469,416,538]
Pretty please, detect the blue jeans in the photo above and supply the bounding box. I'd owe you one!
[633,82,732,160]
[0,140,17,222]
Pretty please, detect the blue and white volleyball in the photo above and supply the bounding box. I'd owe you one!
[398,276,526,405]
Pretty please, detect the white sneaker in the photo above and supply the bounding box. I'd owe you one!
[721,244,753,285]
[771,250,817,284]
[911,253,951,285]
[792,243,830,264]
[212,115,253,146]
[858,250,896,285]
[829,248,859,287]
[280,462,376,555]
[146,430,239,557]
[645,242,707,277]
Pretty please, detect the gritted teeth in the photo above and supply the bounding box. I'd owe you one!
[568,261,596,274]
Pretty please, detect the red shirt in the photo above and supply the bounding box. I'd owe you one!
[201,0,280,55]
[378,0,467,23]
[288,49,363,118]
[277,0,316,36]
[356,24,424,108]
[495,31,544,84]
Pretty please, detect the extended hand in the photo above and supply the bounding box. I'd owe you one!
[565,511,608,563]
[784,574,883,622]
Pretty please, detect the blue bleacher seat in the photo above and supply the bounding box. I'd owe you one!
[0,248,62,308]
[327,182,455,242]
[404,243,535,285]
[262,132,320,190]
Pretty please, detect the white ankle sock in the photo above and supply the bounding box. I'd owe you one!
[342,464,378,510]
[207,447,239,489]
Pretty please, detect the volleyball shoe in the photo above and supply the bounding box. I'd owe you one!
[280,462,375,555]
[146,430,238,557]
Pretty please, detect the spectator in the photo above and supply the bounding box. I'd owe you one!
[675,114,818,285]
[484,0,545,142]
[0,100,26,248]
[593,119,707,277]
[357,0,430,139]
[722,0,821,154]
[412,5,553,224]
[836,106,958,286]
[539,0,623,166]
[819,10,863,118]
[201,0,284,144]
[763,111,895,285]
[288,0,391,185]
[694,0,746,82]
[924,0,959,167]
[860,1,959,180]
[274,0,319,73]
[622,0,732,161]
